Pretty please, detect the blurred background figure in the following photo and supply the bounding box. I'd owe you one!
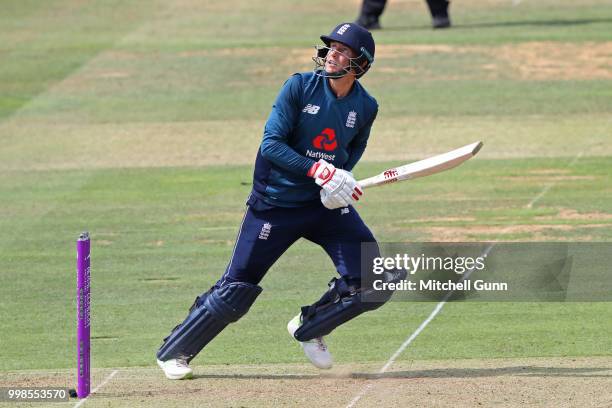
[356,0,451,30]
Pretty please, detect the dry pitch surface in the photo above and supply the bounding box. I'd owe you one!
[1,357,611,407]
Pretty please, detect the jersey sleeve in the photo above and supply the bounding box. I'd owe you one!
[260,74,316,175]
[344,106,378,172]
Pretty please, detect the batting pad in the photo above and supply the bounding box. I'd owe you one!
[157,282,262,362]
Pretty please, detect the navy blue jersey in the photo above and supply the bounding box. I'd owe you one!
[251,72,378,208]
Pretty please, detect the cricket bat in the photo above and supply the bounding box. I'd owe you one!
[358,141,483,189]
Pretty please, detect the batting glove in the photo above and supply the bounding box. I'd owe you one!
[320,188,349,209]
[308,159,363,203]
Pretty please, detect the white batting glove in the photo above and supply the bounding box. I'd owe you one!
[308,159,364,203]
[307,159,337,186]
[320,189,350,209]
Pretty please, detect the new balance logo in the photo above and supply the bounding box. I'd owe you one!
[302,104,320,115]
[341,208,349,215]
[258,222,272,240]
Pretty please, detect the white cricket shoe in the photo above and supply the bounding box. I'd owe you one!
[157,358,193,380]
[287,314,333,369]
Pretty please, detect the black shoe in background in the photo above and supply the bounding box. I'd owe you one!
[355,15,382,30]
[432,15,451,29]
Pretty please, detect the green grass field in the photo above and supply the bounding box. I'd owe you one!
[1,0,611,407]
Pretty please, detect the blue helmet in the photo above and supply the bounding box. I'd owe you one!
[315,23,375,79]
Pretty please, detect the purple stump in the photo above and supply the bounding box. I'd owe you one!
[77,232,91,399]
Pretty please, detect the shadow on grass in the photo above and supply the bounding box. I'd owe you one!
[457,17,612,29]
[383,17,612,31]
[191,365,611,380]
[352,366,612,379]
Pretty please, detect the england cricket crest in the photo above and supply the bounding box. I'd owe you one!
[346,111,357,128]
[258,222,272,240]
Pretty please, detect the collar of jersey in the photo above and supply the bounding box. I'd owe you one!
[323,76,358,103]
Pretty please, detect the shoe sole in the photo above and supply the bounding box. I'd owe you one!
[165,371,193,380]
[287,314,302,338]
[157,359,193,380]
[300,343,333,369]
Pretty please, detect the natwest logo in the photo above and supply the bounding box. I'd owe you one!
[312,128,337,152]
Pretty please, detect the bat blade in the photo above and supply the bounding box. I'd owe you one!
[359,141,483,189]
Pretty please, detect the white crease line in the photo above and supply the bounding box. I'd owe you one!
[569,151,584,166]
[526,151,584,209]
[345,150,585,408]
[526,183,554,209]
[73,370,118,408]
[345,246,493,408]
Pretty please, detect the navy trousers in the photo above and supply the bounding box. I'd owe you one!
[216,196,378,287]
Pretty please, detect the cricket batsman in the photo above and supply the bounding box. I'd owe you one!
[157,22,398,379]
